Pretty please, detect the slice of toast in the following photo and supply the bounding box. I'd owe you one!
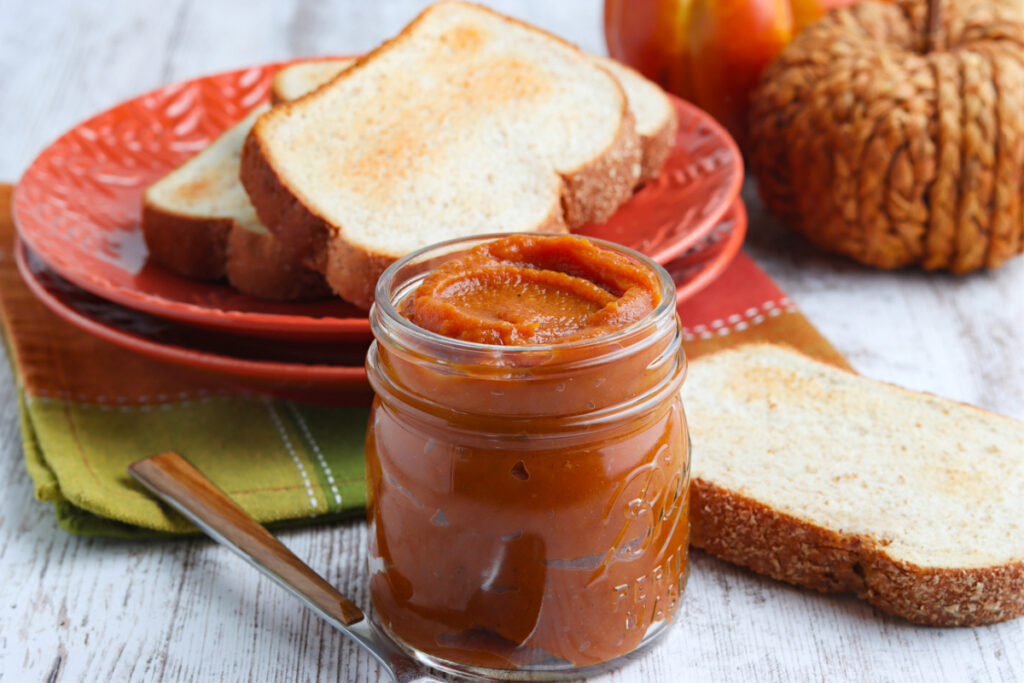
[271,56,674,183]
[683,344,1024,626]
[142,108,330,300]
[596,57,676,184]
[270,59,355,105]
[241,1,643,309]
[143,106,265,282]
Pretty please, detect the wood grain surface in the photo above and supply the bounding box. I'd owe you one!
[1,1,1023,681]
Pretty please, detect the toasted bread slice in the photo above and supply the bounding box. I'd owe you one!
[270,58,355,105]
[596,57,676,184]
[142,111,331,301]
[223,222,332,300]
[271,56,674,183]
[683,344,1024,626]
[143,107,265,282]
[241,1,642,309]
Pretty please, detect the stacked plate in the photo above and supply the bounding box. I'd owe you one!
[13,62,745,400]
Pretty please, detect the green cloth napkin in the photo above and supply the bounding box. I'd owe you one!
[19,390,369,537]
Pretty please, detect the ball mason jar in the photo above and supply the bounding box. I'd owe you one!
[364,234,690,680]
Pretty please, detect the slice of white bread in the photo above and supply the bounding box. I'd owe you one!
[241,1,643,309]
[595,57,676,184]
[143,106,264,281]
[142,106,331,301]
[270,58,355,105]
[683,344,1024,626]
[271,56,674,183]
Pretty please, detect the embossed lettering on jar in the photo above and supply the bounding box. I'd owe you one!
[364,234,691,680]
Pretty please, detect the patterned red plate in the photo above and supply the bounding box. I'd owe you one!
[14,200,743,395]
[669,199,746,304]
[13,61,742,342]
[15,241,371,397]
[14,200,744,395]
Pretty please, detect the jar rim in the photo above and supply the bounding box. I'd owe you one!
[371,232,678,354]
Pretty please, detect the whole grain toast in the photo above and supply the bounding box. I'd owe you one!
[684,344,1024,626]
[241,1,644,309]
[142,106,331,301]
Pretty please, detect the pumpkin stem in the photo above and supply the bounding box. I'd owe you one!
[926,0,942,52]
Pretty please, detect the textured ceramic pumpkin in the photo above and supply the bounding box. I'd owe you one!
[750,0,1024,273]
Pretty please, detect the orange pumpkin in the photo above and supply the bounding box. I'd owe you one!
[604,0,858,149]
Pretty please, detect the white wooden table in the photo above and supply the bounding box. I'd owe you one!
[1,1,1022,681]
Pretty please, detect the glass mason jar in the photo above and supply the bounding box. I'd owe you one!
[364,234,690,680]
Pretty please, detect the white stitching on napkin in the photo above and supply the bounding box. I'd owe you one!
[264,398,318,513]
[682,297,798,342]
[287,403,342,508]
[23,390,240,406]
[23,395,239,410]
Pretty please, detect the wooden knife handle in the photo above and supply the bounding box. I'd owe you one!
[129,451,364,627]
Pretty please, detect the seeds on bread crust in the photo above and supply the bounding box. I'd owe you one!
[692,479,1024,626]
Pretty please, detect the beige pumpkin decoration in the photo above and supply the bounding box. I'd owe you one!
[750,0,1024,273]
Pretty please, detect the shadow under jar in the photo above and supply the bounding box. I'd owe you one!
[365,234,691,680]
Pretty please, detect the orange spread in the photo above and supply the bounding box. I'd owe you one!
[366,234,689,672]
[402,234,661,345]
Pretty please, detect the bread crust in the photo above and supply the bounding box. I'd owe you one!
[141,202,231,280]
[691,478,1024,626]
[638,107,677,185]
[559,106,642,226]
[240,130,334,273]
[225,226,332,301]
[143,195,330,301]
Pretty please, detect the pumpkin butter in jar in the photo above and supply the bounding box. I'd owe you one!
[365,234,691,680]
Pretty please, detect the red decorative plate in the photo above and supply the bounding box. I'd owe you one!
[15,200,744,396]
[669,199,746,305]
[13,61,742,342]
[15,241,372,399]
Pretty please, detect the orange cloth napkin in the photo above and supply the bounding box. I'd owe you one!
[0,184,846,536]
